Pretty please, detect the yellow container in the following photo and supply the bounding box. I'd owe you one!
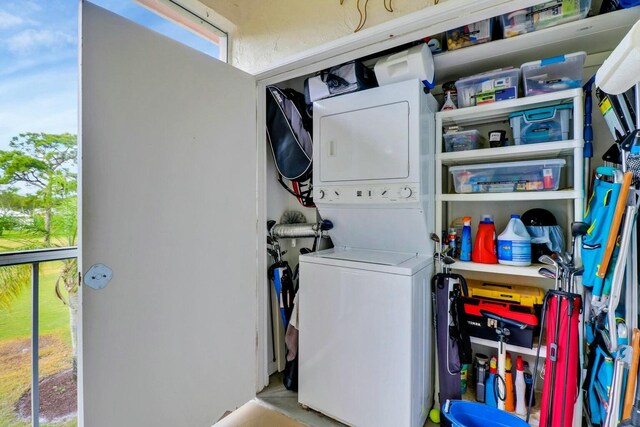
[467,281,544,306]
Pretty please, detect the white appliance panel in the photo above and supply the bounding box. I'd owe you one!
[319,102,410,182]
[318,248,415,266]
[299,258,432,427]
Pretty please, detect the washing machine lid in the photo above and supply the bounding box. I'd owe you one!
[300,247,431,275]
[320,249,414,265]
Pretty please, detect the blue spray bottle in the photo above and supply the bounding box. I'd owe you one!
[485,356,498,407]
[460,216,472,261]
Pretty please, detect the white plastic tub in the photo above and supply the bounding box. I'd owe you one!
[521,52,586,96]
[455,68,519,108]
[449,159,565,193]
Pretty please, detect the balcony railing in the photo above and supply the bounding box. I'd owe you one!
[0,247,78,427]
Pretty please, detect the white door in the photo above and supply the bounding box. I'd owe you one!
[80,3,257,426]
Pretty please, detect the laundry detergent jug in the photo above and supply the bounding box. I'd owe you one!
[497,215,531,266]
[472,214,497,264]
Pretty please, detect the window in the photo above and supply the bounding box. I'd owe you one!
[92,0,228,61]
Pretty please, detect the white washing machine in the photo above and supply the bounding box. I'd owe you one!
[299,79,438,427]
[299,248,432,427]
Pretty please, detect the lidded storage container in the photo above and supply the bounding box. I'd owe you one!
[501,0,592,38]
[444,130,485,152]
[449,159,565,193]
[446,19,494,50]
[455,68,519,108]
[521,52,586,96]
[509,104,572,145]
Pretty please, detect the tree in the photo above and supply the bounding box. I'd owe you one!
[0,133,77,245]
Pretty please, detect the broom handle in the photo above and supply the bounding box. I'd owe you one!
[597,171,633,278]
[624,329,640,419]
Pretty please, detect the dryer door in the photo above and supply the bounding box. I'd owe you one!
[319,101,410,182]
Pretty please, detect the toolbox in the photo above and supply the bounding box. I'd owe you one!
[463,281,544,348]
[463,296,539,348]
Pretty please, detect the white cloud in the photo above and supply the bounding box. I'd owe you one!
[0,10,26,29]
[5,28,75,54]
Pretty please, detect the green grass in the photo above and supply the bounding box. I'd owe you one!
[0,234,77,426]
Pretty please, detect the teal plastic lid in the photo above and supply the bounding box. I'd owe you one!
[508,103,572,120]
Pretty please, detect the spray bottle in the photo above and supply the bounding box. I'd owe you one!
[485,356,498,407]
[524,361,536,407]
[515,356,527,415]
[504,353,515,412]
[460,216,472,261]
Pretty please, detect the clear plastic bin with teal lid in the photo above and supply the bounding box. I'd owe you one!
[449,158,565,193]
[521,52,586,96]
[501,0,592,38]
[509,104,573,145]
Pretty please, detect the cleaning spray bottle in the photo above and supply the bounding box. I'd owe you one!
[485,356,498,407]
[504,353,515,412]
[460,216,472,261]
[515,356,527,415]
[472,214,497,264]
[524,361,536,407]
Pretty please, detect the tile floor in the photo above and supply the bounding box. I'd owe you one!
[256,372,438,427]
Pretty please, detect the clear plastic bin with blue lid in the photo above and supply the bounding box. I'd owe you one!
[501,0,592,38]
[521,52,586,96]
[509,104,573,145]
[449,159,565,193]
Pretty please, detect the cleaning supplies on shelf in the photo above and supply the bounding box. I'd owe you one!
[504,353,515,412]
[485,356,498,407]
[472,214,497,264]
[498,215,532,266]
[515,356,527,415]
[460,217,472,261]
[524,361,535,408]
[461,364,469,394]
[448,228,458,258]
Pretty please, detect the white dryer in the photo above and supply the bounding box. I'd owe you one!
[299,79,438,427]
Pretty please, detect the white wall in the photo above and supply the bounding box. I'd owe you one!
[199,0,435,73]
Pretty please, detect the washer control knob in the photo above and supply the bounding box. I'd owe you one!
[317,189,325,199]
[400,187,413,198]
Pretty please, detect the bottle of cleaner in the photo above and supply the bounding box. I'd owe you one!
[497,215,532,266]
[460,216,472,261]
[448,228,458,258]
[485,356,498,407]
[504,353,515,412]
[515,356,527,415]
[472,214,497,264]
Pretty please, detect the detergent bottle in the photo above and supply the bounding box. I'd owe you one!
[504,353,515,412]
[485,356,498,407]
[498,215,532,266]
[515,356,527,415]
[460,216,472,261]
[472,214,497,264]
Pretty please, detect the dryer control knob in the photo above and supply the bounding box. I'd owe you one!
[317,190,325,199]
[400,187,413,198]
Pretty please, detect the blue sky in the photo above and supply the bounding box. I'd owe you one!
[0,0,220,149]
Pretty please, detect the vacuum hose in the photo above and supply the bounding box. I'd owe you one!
[269,220,333,239]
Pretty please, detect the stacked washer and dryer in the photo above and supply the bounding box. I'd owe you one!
[298,78,439,427]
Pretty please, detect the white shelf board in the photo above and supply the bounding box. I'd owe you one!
[451,260,553,279]
[470,336,547,358]
[438,189,582,202]
[437,89,581,127]
[432,7,640,84]
[438,140,583,166]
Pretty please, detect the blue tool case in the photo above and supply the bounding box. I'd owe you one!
[509,104,573,145]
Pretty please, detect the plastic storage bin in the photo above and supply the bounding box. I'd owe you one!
[509,104,572,144]
[455,68,519,108]
[501,0,592,38]
[446,19,493,51]
[449,159,565,193]
[444,130,485,152]
[521,52,586,96]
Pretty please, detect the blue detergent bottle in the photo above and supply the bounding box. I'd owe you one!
[485,356,498,407]
[460,216,472,261]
